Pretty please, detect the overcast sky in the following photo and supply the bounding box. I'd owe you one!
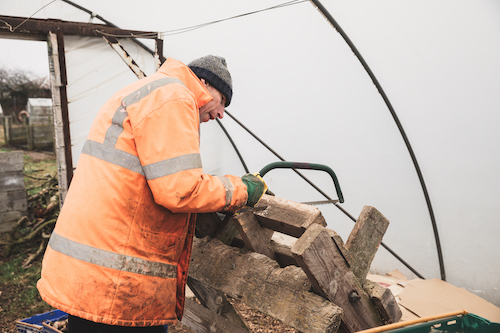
[0,38,49,77]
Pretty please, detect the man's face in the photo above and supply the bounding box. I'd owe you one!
[199,79,226,123]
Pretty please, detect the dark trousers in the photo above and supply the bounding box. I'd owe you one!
[68,315,167,333]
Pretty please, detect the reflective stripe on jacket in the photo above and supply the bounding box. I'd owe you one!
[37,58,248,327]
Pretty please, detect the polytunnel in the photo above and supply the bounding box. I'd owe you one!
[1,0,499,309]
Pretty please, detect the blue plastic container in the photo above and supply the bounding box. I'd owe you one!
[18,309,168,333]
[16,310,67,333]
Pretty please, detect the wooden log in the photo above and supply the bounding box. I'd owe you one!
[268,229,354,269]
[181,298,249,333]
[187,277,248,330]
[345,206,390,283]
[363,279,402,324]
[253,194,326,238]
[231,211,277,261]
[193,213,251,331]
[291,224,382,333]
[190,237,342,333]
[270,239,298,267]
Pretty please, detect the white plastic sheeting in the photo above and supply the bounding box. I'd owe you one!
[63,36,156,167]
[1,0,499,306]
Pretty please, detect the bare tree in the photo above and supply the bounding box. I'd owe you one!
[0,67,50,123]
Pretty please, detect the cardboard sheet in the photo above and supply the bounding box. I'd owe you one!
[367,270,500,323]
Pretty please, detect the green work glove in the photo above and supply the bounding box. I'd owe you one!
[241,173,268,207]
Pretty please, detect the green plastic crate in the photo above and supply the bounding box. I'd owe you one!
[381,313,500,333]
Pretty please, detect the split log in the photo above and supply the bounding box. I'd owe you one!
[345,206,390,283]
[291,224,382,333]
[190,237,342,333]
[253,194,326,238]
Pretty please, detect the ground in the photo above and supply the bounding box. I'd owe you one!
[0,146,57,332]
[0,143,297,332]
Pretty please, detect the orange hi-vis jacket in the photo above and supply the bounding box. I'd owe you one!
[37,58,248,327]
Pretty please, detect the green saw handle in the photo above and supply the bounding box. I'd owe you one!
[258,162,344,203]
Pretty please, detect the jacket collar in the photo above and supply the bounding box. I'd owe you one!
[157,58,212,109]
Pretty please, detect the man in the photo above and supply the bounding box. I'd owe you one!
[37,55,266,332]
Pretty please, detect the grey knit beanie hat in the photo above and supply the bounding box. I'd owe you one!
[188,55,233,107]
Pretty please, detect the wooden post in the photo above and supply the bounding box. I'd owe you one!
[292,224,383,333]
[345,206,390,283]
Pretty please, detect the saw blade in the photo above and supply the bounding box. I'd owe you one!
[301,199,339,206]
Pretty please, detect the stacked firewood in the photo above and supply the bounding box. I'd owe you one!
[186,195,402,333]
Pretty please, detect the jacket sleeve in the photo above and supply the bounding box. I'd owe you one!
[132,92,247,213]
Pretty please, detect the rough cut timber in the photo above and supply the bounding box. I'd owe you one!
[363,279,402,324]
[270,239,297,267]
[291,224,383,333]
[187,277,249,331]
[190,237,343,333]
[181,298,249,333]
[253,194,326,238]
[325,228,355,270]
[346,206,390,283]
[231,211,277,261]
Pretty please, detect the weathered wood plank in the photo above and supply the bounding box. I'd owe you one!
[291,224,382,333]
[187,277,248,330]
[190,237,342,333]
[363,279,402,324]
[181,298,249,333]
[325,229,355,270]
[253,194,326,238]
[345,206,390,283]
[268,229,354,269]
[231,211,277,261]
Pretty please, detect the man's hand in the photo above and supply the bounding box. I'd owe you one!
[241,173,267,207]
